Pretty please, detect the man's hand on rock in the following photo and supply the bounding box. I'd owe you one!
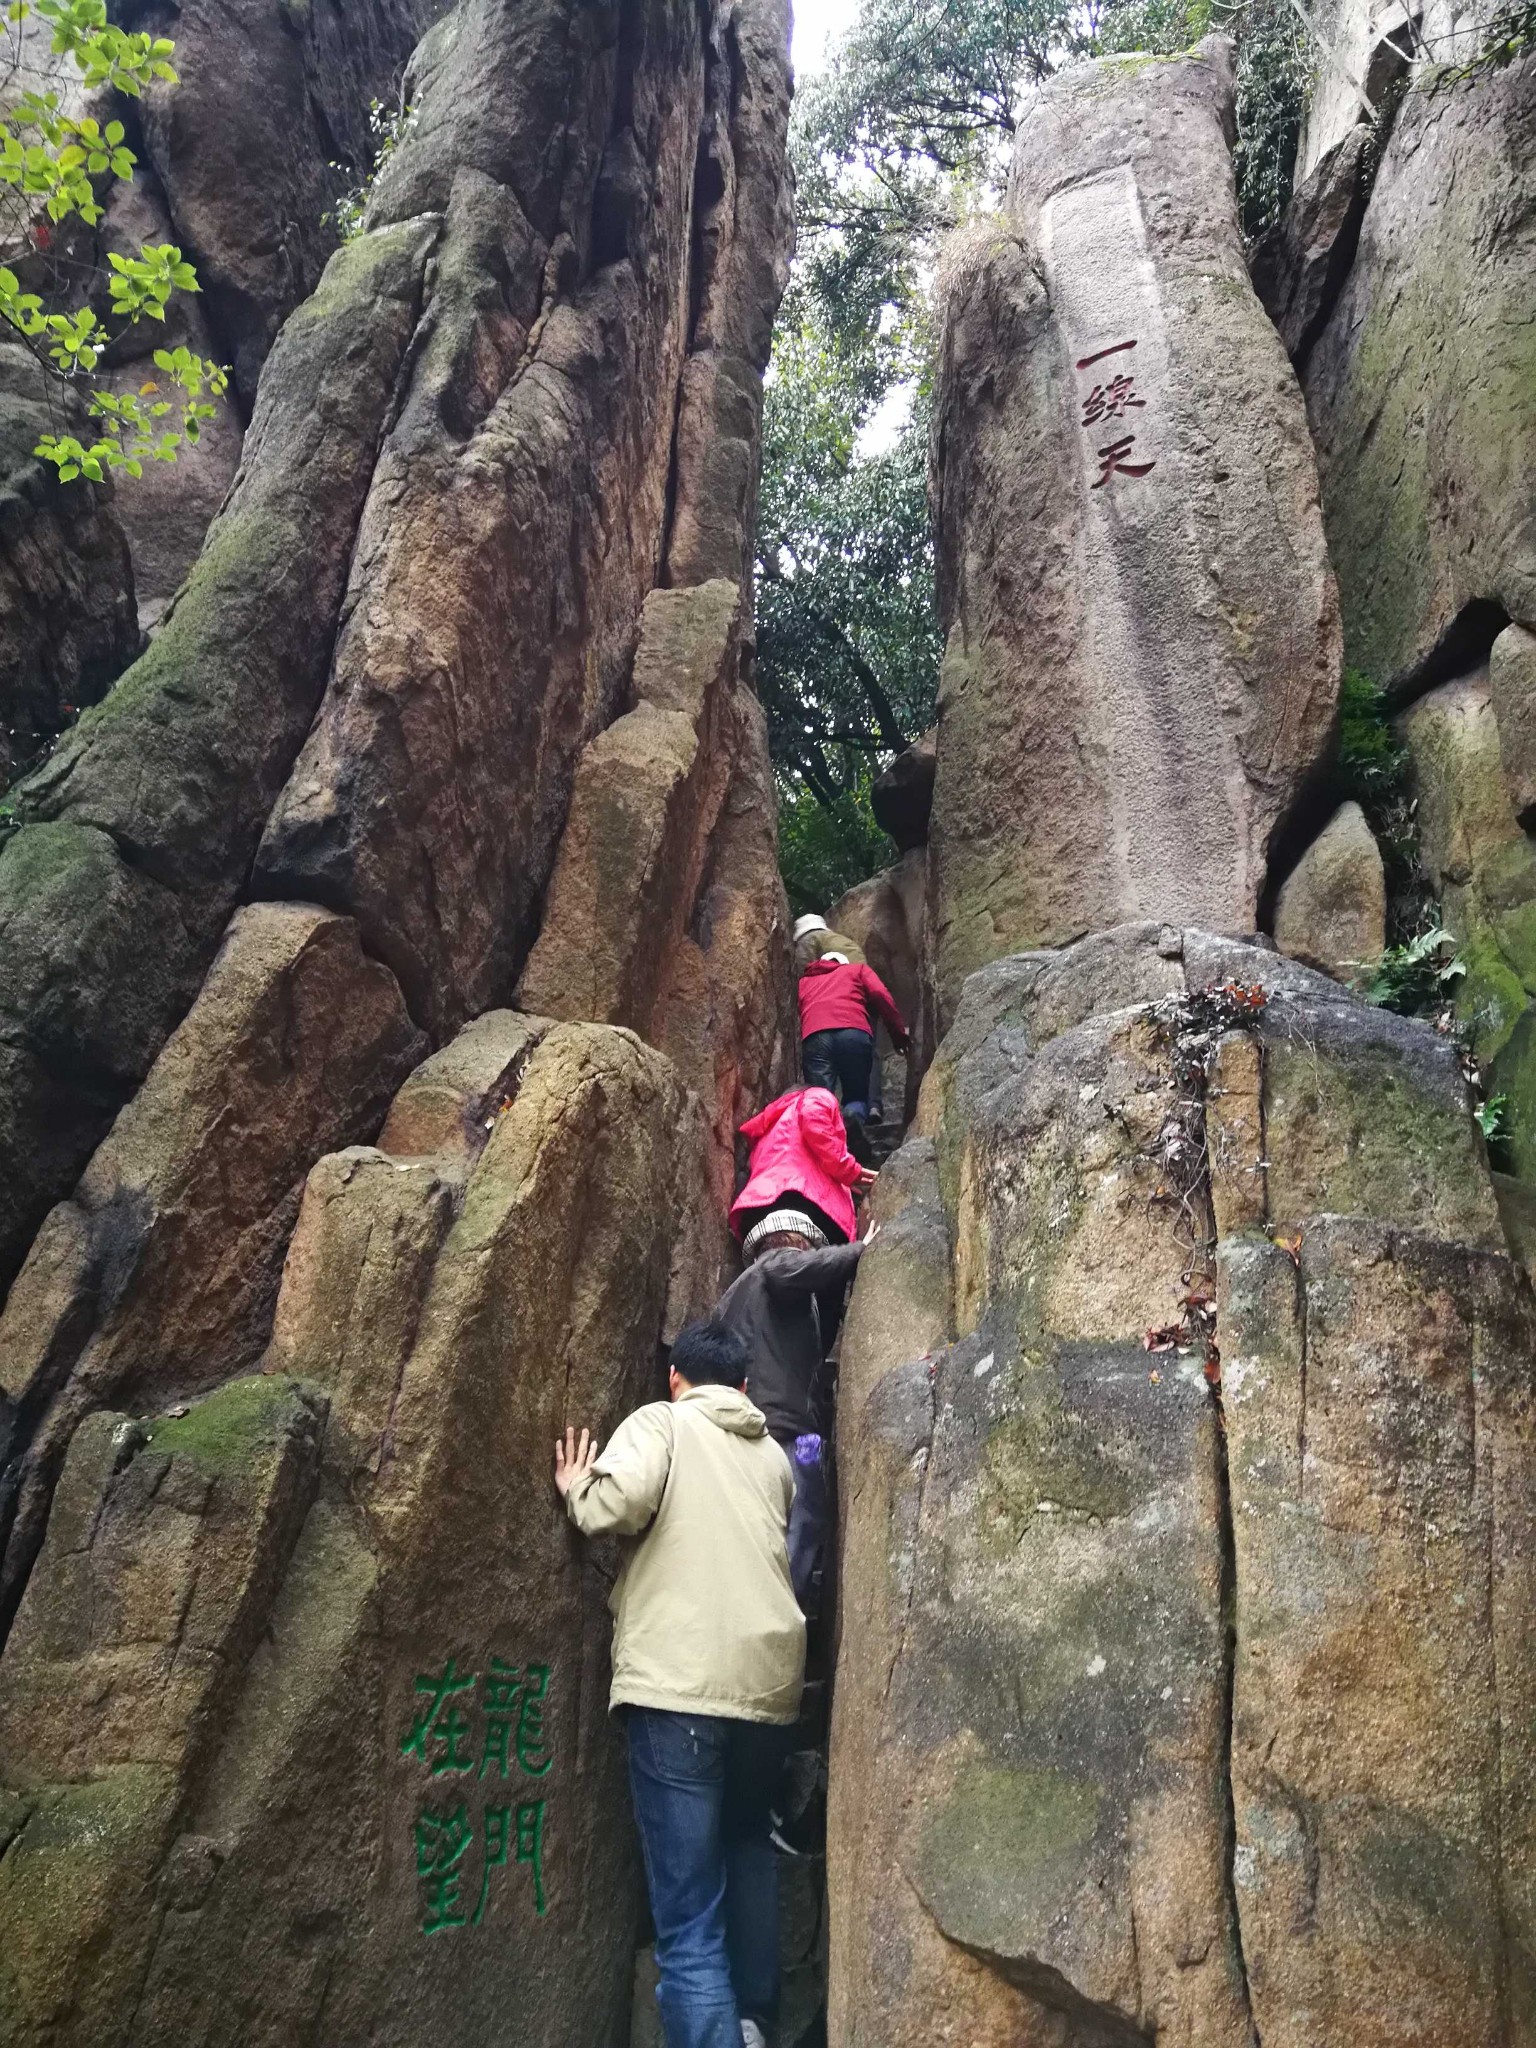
[855,1165,878,1191]
[555,1425,598,1498]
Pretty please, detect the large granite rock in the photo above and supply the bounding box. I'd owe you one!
[117,0,442,406]
[1296,0,1500,175]
[518,581,744,1031]
[520,578,792,1236]
[1306,58,1536,691]
[661,0,793,591]
[928,42,1340,1031]
[1397,669,1536,1179]
[0,0,795,1294]
[0,219,435,1290]
[1273,797,1386,984]
[1490,621,1536,826]
[252,0,788,1042]
[0,901,423,1639]
[871,727,936,851]
[829,925,1534,2046]
[0,1018,698,2046]
[1248,122,1371,365]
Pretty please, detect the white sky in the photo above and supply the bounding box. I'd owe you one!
[791,0,861,76]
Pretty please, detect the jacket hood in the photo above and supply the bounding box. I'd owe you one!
[677,1384,769,1437]
[739,1089,799,1141]
[799,956,850,981]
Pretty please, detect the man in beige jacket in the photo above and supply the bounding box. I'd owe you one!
[556,1318,805,2048]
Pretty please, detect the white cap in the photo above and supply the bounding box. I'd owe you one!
[792,914,829,942]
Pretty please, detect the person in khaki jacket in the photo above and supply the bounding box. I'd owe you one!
[556,1318,804,2048]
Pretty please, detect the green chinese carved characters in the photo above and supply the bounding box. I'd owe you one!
[516,1799,547,1916]
[481,1658,552,1778]
[402,1654,555,1933]
[415,1803,474,1934]
[399,1657,476,1776]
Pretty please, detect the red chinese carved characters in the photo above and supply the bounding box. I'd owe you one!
[1074,337,1156,488]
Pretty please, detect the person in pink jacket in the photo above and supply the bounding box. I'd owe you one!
[729,1086,875,1251]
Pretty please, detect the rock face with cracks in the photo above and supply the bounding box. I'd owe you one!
[118,0,445,407]
[926,40,1340,1031]
[1273,798,1386,985]
[1305,58,1536,693]
[0,0,442,766]
[0,1,795,2036]
[829,924,1536,2047]
[0,0,794,1293]
[0,1018,704,2045]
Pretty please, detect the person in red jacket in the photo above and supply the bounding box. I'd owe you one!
[796,953,909,1129]
[730,1085,875,1249]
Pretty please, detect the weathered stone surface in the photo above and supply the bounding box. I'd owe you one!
[1273,798,1386,983]
[833,1135,950,1437]
[376,1008,551,1160]
[255,0,748,1038]
[1296,0,1498,174]
[870,726,936,851]
[0,343,137,786]
[1306,59,1536,691]
[518,581,742,1029]
[831,926,1526,2047]
[1220,1222,1536,2045]
[0,1377,324,2042]
[928,42,1340,1030]
[120,0,442,405]
[519,577,792,1254]
[0,823,203,1297]
[650,682,795,1244]
[0,220,435,1288]
[0,1378,323,1785]
[0,1020,700,2046]
[661,0,793,590]
[0,903,423,1640]
[1397,670,1536,1177]
[1490,621,1536,825]
[1248,121,1371,364]
[830,846,927,1117]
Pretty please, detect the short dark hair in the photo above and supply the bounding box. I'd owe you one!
[669,1318,750,1388]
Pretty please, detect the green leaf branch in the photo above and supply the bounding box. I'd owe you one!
[0,0,228,483]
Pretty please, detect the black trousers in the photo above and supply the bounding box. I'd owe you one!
[802,1027,874,1118]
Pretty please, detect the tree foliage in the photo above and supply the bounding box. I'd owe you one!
[776,764,895,916]
[757,282,939,805]
[0,0,226,483]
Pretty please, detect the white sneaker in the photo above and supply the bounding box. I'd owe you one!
[741,2023,768,2048]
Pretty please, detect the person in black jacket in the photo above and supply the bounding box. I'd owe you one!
[713,1209,870,1614]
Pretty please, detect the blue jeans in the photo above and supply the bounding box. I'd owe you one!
[802,1026,875,1121]
[625,1708,788,2048]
